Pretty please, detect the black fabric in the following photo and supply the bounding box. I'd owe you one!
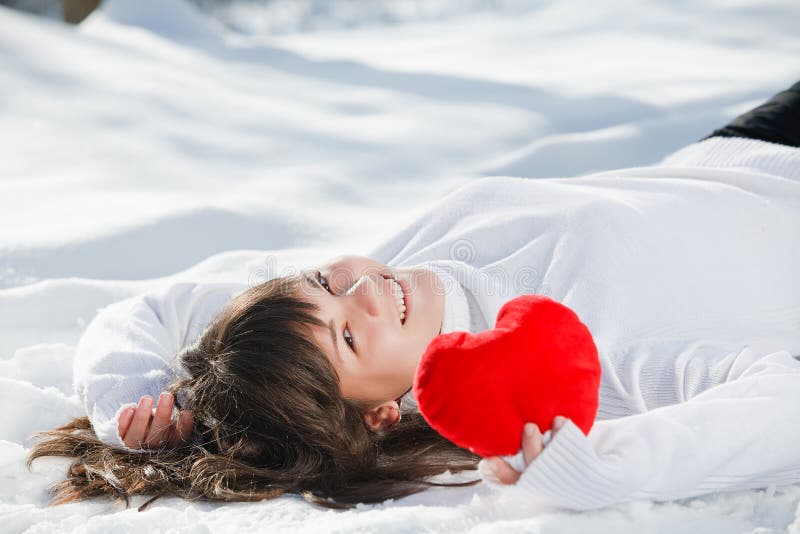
[701,80,800,148]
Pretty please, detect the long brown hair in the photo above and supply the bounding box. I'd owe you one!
[27,275,480,510]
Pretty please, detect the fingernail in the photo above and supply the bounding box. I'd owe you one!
[524,422,537,436]
[554,416,566,429]
[138,396,151,408]
[158,392,170,405]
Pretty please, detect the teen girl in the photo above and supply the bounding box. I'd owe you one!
[30,81,800,511]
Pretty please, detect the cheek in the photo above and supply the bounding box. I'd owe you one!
[367,338,391,362]
[363,335,401,367]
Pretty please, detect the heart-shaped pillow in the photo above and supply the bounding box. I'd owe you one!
[412,294,600,457]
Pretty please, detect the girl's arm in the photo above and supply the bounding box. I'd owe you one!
[479,348,800,510]
[72,282,245,451]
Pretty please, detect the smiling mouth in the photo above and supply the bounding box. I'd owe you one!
[384,275,407,325]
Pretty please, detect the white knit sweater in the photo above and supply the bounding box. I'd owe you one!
[73,136,800,511]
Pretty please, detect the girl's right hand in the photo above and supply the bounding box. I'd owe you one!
[485,415,566,484]
[117,392,194,449]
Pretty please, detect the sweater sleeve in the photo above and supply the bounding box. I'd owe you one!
[478,348,800,510]
[72,282,243,451]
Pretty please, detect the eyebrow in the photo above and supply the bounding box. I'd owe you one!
[327,319,341,363]
[303,272,342,363]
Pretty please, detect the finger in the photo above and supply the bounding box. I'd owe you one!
[552,415,567,435]
[168,410,194,448]
[486,457,521,485]
[522,422,544,465]
[117,407,135,438]
[123,396,153,448]
[144,393,173,448]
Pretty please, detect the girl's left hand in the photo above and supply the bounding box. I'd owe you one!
[485,415,567,484]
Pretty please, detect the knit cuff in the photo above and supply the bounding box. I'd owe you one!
[480,419,626,511]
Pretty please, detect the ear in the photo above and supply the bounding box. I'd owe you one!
[363,400,401,431]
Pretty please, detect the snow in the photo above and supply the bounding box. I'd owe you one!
[1,0,799,531]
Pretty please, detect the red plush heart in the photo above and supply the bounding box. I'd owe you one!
[412,294,600,458]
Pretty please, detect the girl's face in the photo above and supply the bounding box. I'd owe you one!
[298,255,445,407]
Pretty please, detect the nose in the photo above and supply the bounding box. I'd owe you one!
[345,273,387,318]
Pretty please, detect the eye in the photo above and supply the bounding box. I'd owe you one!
[343,325,355,352]
[316,271,333,294]
[316,271,356,352]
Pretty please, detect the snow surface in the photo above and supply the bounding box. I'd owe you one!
[2,0,800,531]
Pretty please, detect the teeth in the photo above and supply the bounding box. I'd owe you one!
[389,278,406,324]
